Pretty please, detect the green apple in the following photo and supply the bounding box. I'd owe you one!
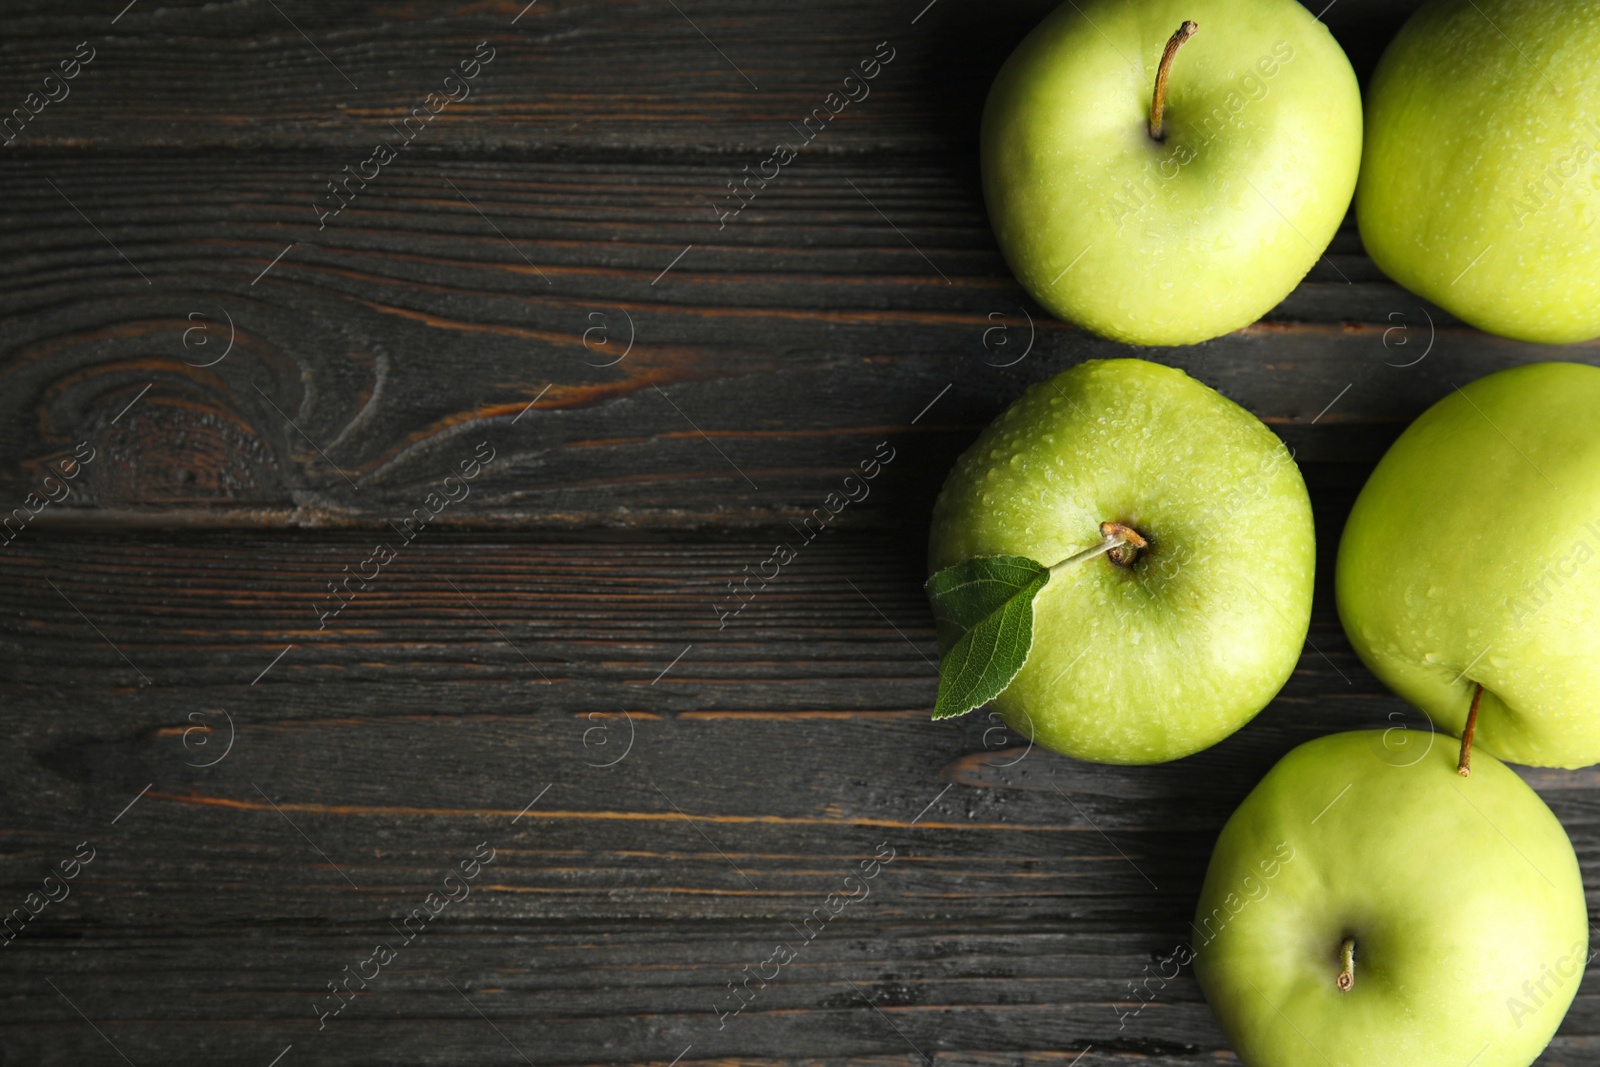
[927,358,1313,763]
[981,0,1362,347]
[1194,730,1587,1067]
[1358,0,1600,344]
[1338,362,1600,768]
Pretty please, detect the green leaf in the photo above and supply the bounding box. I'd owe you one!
[924,555,1050,721]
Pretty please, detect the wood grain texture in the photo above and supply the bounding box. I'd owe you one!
[2,534,1599,1065]
[0,0,1418,153]
[1,152,1593,530]
[6,1,1600,1065]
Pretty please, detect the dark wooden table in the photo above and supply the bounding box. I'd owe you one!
[2,1,1595,1064]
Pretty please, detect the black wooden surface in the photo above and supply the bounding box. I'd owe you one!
[3,1,1598,1065]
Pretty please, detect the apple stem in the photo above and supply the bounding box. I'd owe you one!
[1149,20,1198,142]
[1048,522,1148,575]
[1458,682,1484,777]
[1337,937,1355,992]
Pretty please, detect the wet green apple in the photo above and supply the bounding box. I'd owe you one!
[927,358,1313,763]
[1195,730,1587,1067]
[1338,361,1600,769]
[1359,0,1600,344]
[981,0,1362,346]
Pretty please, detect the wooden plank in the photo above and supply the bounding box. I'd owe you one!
[4,531,1599,920]
[0,154,1588,530]
[2,534,1598,1065]
[0,923,1230,1064]
[8,921,1593,1066]
[0,0,1421,153]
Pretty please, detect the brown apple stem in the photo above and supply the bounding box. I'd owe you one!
[1149,20,1198,142]
[1101,521,1147,566]
[1047,522,1148,575]
[1336,937,1355,992]
[1458,682,1484,777]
